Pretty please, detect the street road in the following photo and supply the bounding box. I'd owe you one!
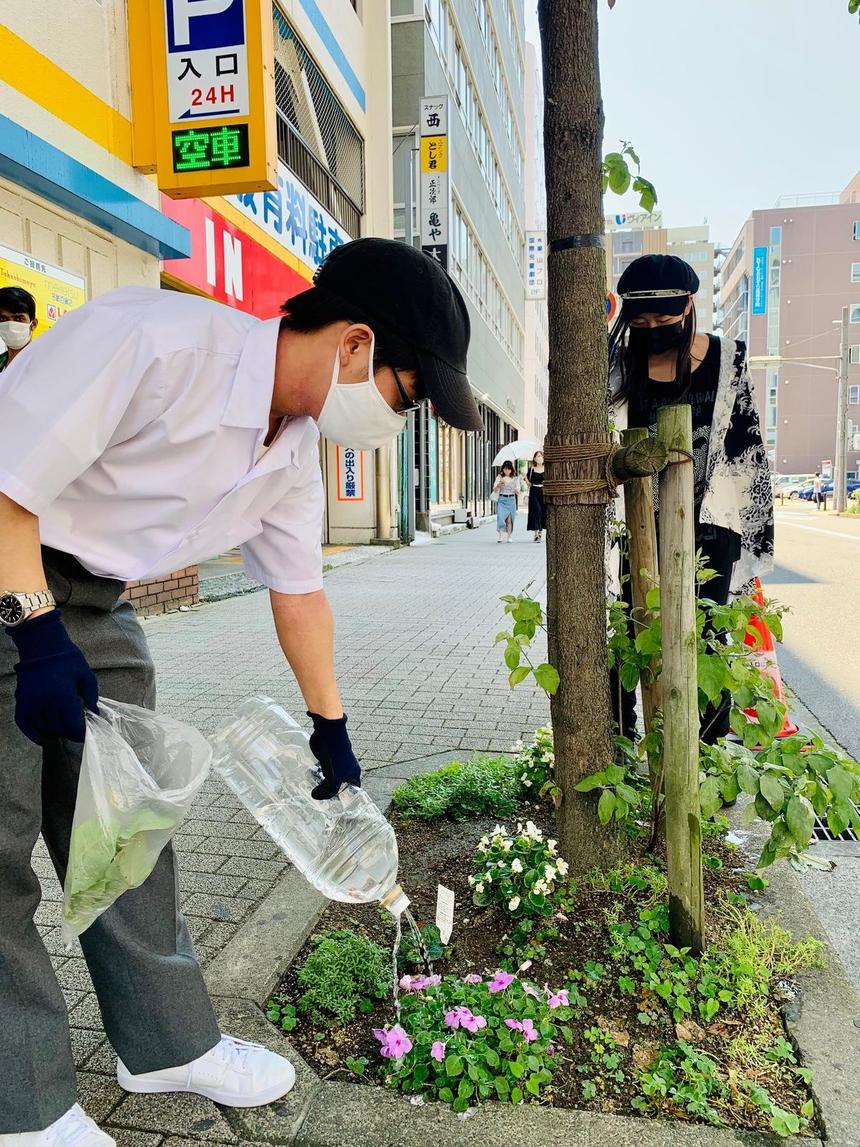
[766,505,860,760]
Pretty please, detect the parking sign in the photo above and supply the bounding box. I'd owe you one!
[165,0,250,122]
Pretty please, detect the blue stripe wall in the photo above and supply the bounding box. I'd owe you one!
[0,115,190,261]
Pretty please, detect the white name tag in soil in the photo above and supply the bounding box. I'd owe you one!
[436,884,455,945]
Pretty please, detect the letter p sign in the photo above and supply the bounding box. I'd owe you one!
[167,0,245,51]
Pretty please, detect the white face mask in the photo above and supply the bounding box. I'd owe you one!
[316,337,406,450]
[0,320,33,351]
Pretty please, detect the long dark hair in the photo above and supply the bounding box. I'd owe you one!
[609,308,697,407]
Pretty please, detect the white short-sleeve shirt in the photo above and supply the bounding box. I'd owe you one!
[0,287,325,594]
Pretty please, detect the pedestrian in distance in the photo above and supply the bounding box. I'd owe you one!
[608,254,773,744]
[493,460,521,543]
[0,238,480,1145]
[525,450,546,541]
[0,285,38,372]
[812,471,823,510]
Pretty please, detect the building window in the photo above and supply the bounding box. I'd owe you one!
[272,6,364,236]
[851,263,860,283]
[767,227,782,356]
[851,304,860,324]
[850,345,860,365]
[848,384,860,405]
[854,221,860,240]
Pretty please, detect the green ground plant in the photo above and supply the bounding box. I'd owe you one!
[391,755,521,822]
[297,929,392,1025]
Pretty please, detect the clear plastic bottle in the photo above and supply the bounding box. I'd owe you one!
[209,696,408,915]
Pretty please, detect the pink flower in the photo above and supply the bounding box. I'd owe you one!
[445,1006,486,1033]
[488,971,515,994]
[373,1024,413,1059]
[401,973,442,993]
[547,1043,557,1057]
[424,974,442,988]
[463,973,483,985]
[505,1018,523,1031]
[399,974,415,990]
[461,1011,487,1034]
[521,1018,538,1043]
[431,1040,446,1062]
[519,960,533,971]
[545,984,569,1009]
[522,982,542,1000]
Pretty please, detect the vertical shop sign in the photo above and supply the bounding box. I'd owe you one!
[336,446,365,501]
[525,230,546,300]
[420,96,450,270]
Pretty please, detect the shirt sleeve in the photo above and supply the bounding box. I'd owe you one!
[0,300,157,515]
[241,443,326,594]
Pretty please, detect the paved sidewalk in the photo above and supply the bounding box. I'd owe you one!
[33,519,550,1141]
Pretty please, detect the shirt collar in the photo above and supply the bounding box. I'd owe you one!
[221,316,281,429]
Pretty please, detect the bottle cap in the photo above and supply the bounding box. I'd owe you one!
[380,884,410,917]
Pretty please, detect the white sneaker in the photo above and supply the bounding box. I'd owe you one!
[117,1035,296,1107]
[0,1104,115,1147]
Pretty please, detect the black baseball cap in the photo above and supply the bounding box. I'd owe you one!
[312,238,482,432]
[618,254,700,317]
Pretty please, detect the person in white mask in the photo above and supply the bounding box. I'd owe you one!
[0,238,479,1145]
[0,285,38,371]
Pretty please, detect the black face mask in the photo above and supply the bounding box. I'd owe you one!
[630,318,687,356]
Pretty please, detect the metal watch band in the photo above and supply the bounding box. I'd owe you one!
[6,590,56,613]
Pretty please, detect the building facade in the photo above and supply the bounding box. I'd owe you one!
[391,0,527,533]
[522,41,547,443]
[720,174,860,479]
[0,1,395,587]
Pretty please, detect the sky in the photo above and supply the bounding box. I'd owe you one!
[524,0,859,247]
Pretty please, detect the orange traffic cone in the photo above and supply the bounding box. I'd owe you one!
[742,578,799,738]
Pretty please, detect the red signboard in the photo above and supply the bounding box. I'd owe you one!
[161,196,310,317]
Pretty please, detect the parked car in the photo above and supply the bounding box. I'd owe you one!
[799,479,860,501]
[787,481,815,500]
[773,473,814,494]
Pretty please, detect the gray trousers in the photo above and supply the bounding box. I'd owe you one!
[0,551,220,1133]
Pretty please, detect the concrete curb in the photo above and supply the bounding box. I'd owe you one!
[198,543,397,604]
[192,753,860,1146]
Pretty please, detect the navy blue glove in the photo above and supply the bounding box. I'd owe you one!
[8,609,99,745]
[307,711,362,800]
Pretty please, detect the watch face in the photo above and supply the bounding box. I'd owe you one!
[0,594,24,626]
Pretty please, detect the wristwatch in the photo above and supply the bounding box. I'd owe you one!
[0,590,56,627]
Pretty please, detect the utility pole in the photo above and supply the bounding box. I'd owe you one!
[834,306,851,514]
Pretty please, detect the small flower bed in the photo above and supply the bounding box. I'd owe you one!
[469,821,568,918]
[373,967,574,1111]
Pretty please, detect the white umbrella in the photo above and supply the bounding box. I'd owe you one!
[492,438,543,467]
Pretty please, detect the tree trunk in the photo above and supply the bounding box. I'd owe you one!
[539,0,621,874]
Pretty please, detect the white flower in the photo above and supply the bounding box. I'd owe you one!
[484,871,492,883]
[544,864,557,883]
[525,821,543,840]
[508,896,521,911]
[478,836,490,849]
[523,779,532,788]
[511,858,523,874]
[548,839,558,852]
[501,839,513,852]
[468,875,476,885]
[475,882,485,895]
[492,825,507,837]
[556,858,569,877]
[533,880,548,895]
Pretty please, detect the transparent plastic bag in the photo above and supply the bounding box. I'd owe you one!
[61,698,211,944]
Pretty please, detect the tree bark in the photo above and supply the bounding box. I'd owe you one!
[539,0,621,874]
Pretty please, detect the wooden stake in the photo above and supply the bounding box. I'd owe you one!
[621,428,663,776]
[656,406,705,953]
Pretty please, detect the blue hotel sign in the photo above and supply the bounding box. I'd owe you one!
[752,246,768,315]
